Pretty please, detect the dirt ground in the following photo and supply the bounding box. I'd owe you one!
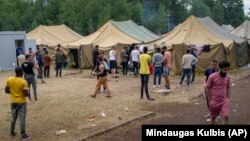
[93,75,250,141]
[0,67,249,141]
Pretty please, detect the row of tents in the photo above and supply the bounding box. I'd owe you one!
[26,15,250,74]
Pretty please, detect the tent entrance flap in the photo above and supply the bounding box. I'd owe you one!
[69,49,79,68]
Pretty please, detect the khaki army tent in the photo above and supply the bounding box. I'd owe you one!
[27,24,82,46]
[221,24,235,33]
[198,17,249,67]
[27,24,83,67]
[149,15,239,74]
[63,20,160,68]
[232,21,250,63]
[231,21,250,42]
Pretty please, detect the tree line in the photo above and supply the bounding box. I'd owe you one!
[0,0,248,35]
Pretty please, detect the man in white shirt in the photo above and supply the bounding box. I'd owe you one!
[17,51,26,66]
[130,46,140,75]
[109,46,117,78]
[180,49,198,85]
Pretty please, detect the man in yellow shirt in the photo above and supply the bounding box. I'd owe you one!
[5,67,31,140]
[139,47,154,101]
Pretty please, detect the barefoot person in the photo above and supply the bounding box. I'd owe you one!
[91,57,111,98]
[5,67,31,140]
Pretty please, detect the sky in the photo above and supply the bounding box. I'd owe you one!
[244,0,250,15]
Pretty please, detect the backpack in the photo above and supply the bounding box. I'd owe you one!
[103,61,110,70]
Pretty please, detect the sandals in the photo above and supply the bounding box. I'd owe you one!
[90,95,96,98]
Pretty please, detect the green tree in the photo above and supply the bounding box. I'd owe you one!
[59,0,83,34]
[44,0,62,25]
[155,4,167,34]
[0,0,27,30]
[246,8,250,20]
[191,0,212,17]
[213,0,224,25]
[110,0,131,21]
[169,0,190,28]
[130,0,143,24]
[221,0,245,27]
[203,0,215,9]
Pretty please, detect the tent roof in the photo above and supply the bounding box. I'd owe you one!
[92,21,140,49]
[139,25,160,37]
[221,24,235,32]
[231,20,250,39]
[27,24,82,46]
[111,20,160,42]
[198,17,244,44]
[64,20,159,49]
[150,15,234,47]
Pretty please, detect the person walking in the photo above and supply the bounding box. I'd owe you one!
[22,54,38,101]
[206,61,231,125]
[152,48,163,88]
[91,57,111,98]
[139,47,154,101]
[180,49,198,86]
[5,66,31,140]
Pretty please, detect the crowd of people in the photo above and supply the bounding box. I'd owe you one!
[5,45,69,140]
[4,44,232,140]
[90,44,231,125]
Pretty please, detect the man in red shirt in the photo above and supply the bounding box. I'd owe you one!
[206,61,231,125]
[43,51,51,78]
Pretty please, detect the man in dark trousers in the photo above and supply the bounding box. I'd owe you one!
[139,47,154,101]
[43,51,51,78]
[55,48,65,77]
[22,54,38,101]
[36,46,45,83]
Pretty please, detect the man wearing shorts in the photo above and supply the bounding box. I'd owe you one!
[206,61,231,125]
[162,46,172,89]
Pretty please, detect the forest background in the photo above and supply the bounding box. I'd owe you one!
[0,0,249,35]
